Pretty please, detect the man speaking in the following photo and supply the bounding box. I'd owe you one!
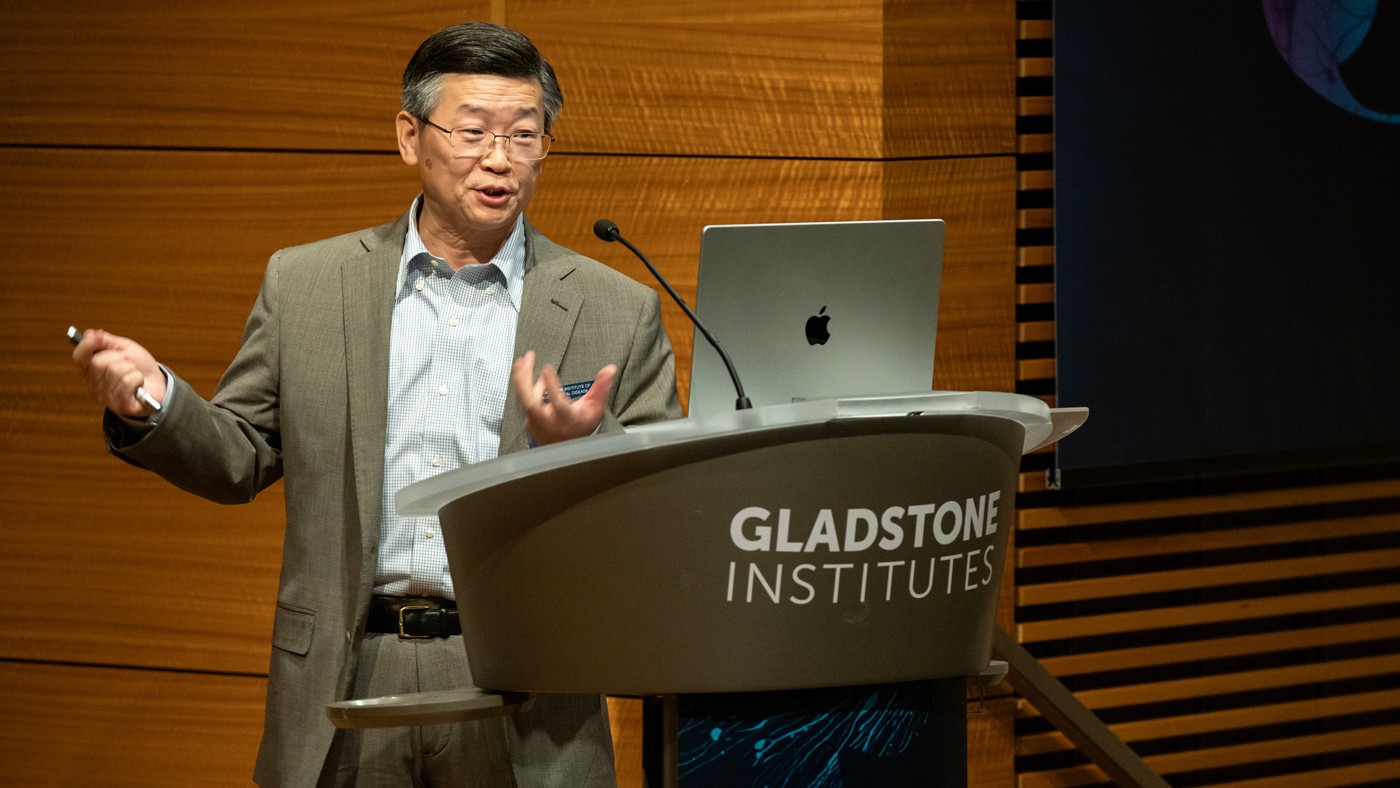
[72,22,679,787]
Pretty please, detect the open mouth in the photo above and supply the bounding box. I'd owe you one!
[480,187,511,198]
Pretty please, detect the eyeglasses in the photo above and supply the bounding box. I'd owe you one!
[419,118,553,160]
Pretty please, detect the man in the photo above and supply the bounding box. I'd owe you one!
[72,22,679,787]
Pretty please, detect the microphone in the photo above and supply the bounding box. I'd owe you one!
[593,219,752,411]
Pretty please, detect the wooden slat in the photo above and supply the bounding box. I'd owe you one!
[1017,283,1054,305]
[1018,546,1400,606]
[1018,358,1056,381]
[1017,95,1053,117]
[1017,19,1052,40]
[1017,169,1054,191]
[1208,758,1400,788]
[1018,207,1053,229]
[1018,686,1400,755]
[1017,245,1054,267]
[1045,653,1400,712]
[1018,320,1054,343]
[1017,133,1053,154]
[1018,583,1400,643]
[1018,477,1400,530]
[1017,57,1052,78]
[1020,470,1049,494]
[1021,722,1400,787]
[1142,721,1400,777]
[1017,511,1400,569]
[1037,618,1400,678]
[0,660,264,787]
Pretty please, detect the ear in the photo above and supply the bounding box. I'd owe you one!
[395,111,421,166]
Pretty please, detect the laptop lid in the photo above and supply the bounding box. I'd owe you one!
[688,219,945,418]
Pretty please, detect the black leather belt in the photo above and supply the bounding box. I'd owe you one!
[366,596,461,639]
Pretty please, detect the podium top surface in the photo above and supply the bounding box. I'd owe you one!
[398,391,1085,517]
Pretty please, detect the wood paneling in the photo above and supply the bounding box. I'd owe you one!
[0,1,491,151]
[0,661,264,787]
[514,0,1014,159]
[970,697,1017,788]
[883,0,1017,158]
[1,0,1013,159]
[1020,478,1400,530]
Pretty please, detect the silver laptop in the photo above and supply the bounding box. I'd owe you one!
[688,219,945,418]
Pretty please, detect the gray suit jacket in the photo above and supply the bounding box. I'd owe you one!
[106,213,680,786]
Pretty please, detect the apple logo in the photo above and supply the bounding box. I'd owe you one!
[805,306,831,345]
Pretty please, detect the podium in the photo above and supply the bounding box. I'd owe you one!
[329,391,1086,785]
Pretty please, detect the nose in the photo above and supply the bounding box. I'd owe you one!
[479,137,512,172]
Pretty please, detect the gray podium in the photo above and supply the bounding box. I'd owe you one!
[328,391,1086,786]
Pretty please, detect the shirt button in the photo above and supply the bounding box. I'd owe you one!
[431,455,442,467]
[449,317,459,328]
[438,384,448,396]
[424,530,436,540]
[415,279,425,292]
[486,284,496,296]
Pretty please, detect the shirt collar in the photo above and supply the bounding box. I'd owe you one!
[395,195,527,311]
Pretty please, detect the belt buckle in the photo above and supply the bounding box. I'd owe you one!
[396,603,433,639]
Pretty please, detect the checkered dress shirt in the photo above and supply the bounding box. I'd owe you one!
[374,200,526,599]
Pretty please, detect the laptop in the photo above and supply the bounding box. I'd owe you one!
[687,219,945,418]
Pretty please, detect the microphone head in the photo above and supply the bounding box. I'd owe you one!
[593,219,620,242]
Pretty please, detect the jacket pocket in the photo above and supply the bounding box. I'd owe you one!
[270,601,316,656]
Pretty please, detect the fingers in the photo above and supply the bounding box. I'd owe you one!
[510,350,540,407]
[580,365,617,408]
[513,352,613,446]
[540,364,568,410]
[72,328,162,418]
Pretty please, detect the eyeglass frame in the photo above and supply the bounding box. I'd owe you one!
[417,117,554,160]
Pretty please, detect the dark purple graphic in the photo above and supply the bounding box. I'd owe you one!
[1263,0,1400,121]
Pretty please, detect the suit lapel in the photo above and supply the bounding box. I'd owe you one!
[500,223,582,454]
[342,215,406,575]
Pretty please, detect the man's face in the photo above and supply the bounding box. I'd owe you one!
[396,73,546,247]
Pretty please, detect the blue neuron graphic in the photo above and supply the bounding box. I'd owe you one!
[1262,0,1400,121]
[676,686,933,787]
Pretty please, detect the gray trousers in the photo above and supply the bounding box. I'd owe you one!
[318,633,617,787]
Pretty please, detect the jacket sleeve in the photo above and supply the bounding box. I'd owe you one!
[603,286,681,433]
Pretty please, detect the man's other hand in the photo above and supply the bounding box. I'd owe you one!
[510,349,615,446]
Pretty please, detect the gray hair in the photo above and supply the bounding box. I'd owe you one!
[402,22,563,131]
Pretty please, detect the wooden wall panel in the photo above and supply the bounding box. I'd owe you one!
[883,0,1016,158]
[0,662,265,787]
[0,1,491,151]
[515,0,1014,159]
[1,0,1013,159]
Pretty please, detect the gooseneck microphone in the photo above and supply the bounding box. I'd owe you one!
[593,219,752,411]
